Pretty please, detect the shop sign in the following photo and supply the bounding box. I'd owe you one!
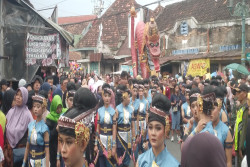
[219,43,250,52]
[186,59,210,77]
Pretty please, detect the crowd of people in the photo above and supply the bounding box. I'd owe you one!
[0,70,249,167]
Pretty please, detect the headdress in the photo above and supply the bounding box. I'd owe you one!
[66,90,76,99]
[138,84,144,90]
[148,94,171,129]
[147,18,160,42]
[32,94,47,108]
[58,104,99,145]
[102,88,112,96]
[197,92,216,115]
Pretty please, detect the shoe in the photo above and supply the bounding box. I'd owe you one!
[171,136,174,142]
[177,135,181,141]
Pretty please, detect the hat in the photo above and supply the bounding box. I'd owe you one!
[18,79,27,88]
[235,83,249,92]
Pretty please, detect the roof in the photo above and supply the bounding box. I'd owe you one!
[89,53,102,62]
[58,15,97,25]
[116,36,131,56]
[153,4,164,18]
[61,21,91,35]
[69,51,81,61]
[156,0,249,32]
[77,0,153,49]
[159,50,249,64]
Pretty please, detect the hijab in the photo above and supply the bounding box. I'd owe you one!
[46,95,66,122]
[2,89,15,115]
[181,133,226,167]
[6,87,33,148]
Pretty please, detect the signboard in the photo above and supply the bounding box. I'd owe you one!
[25,33,61,66]
[247,53,250,60]
[172,48,199,55]
[186,59,210,77]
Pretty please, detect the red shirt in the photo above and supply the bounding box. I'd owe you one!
[164,86,171,100]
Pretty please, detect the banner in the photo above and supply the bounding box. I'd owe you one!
[186,59,210,77]
[25,33,61,66]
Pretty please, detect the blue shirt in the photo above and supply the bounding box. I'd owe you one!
[28,120,49,146]
[97,106,116,124]
[214,121,229,147]
[116,103,133,125]
[186,120,198,132]
[182,102,191,118]
[191,121,215,135]
[138,147,180,167]
[138,98,148,114]
[170,94,181,111]
[130,97,140,113]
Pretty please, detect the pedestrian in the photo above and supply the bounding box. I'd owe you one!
[4,87,33,167]
[31,75,43,95]
[22,94,50,167]
[137,93,179,167]
[170,84,182,142]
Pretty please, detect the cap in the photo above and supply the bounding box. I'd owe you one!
[235,83,249,92]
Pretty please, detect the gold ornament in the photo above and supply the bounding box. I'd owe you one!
[216,98,222,109]
[75,122,89,145]
[197,95,203,112]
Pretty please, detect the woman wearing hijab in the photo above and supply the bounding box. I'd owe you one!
[2,89,15,115]
[4,87,33,167]
[181,133,227,167]
[137,93,179,167]
[46,95,67,167]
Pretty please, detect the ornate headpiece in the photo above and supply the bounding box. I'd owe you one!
[58,104,99,145]
[216,98,222,109]
[190,93,200,98]
[122,92,129,100]
[147,17,159,42]
[149,106,170,131]
[197,93,216,114]
[144,84,150,89]
[132,84,139,89]
[32,95,47,108]
[102,88,112,96]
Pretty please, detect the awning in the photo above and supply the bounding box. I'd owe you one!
[160,50,248,65]
[89,53,103,62]
[77,59,90,63]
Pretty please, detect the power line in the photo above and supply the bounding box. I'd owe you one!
[37,0,69,10]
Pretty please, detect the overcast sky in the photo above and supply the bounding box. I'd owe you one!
[29,0,183,18]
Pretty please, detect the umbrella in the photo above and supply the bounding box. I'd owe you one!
[224,63,250,75]
[211,72,217,77]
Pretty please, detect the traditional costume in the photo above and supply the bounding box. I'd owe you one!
[25,95,49,167]
[138,94,179,167]
[58,87,99,167]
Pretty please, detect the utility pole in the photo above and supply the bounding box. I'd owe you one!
[0,0,4,80]
[92,0,104,17]
[228,0,250,66]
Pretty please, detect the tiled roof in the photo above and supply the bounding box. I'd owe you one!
[77,0,153,49]
[116,36,131,56]
[69,51,81,61]
[61,21,90,35]
[153,4,164,18]
[156,0,249,32]
[58,15,96,25]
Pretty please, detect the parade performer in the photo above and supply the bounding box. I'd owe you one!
[183,88,201,137]
[22,94,50,167]
[215,86,229,125]
[143,79,152,108]
[212,88,233,167]
[115,85,136,167]
[181,90,191,127]
[189,86,216,136]
[137,93,179,167]
[4,87,33,167]
[58,88,99,167]
[46,95,67,167]
[94,87,116,167]
[137,81,148,154]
